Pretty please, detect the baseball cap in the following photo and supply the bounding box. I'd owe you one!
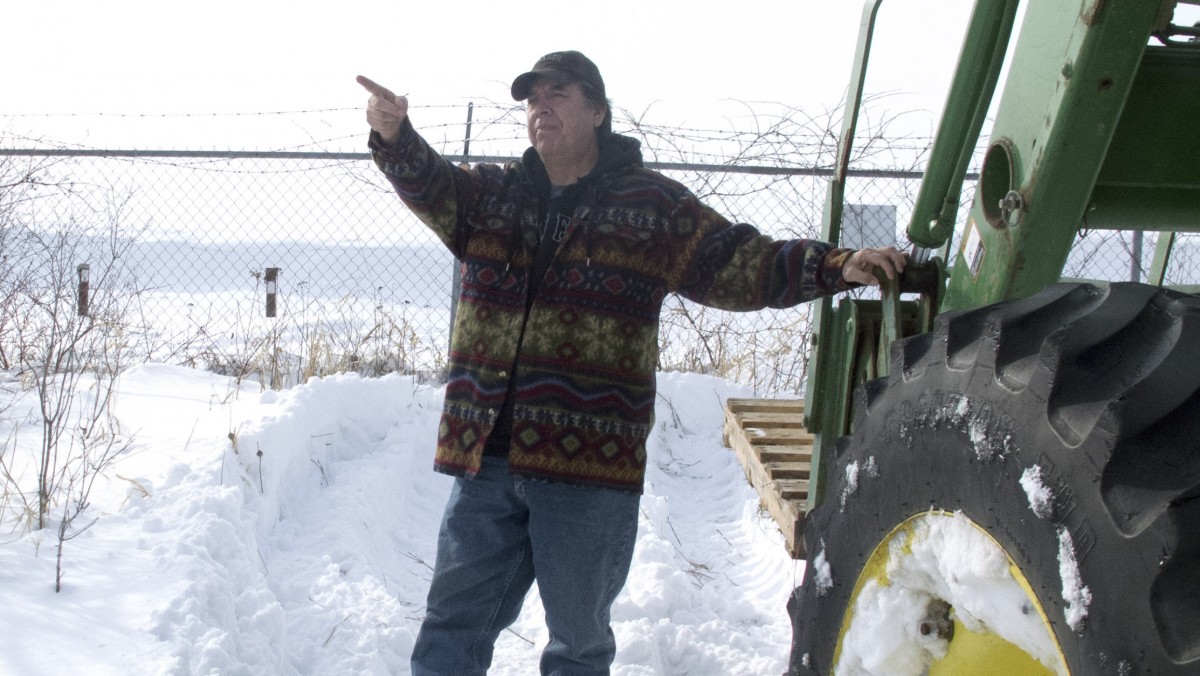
[511,51,606,101]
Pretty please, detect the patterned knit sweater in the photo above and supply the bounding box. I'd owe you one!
[369,121,856,493]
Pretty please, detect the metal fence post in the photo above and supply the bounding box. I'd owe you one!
[76,263,90,317]
[265,267,279,318]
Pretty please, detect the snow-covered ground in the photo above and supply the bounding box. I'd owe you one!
[0,365,802,675]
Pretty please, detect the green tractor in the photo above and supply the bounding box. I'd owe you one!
[723,1,1200,673]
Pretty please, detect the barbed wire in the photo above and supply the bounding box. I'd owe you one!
[3,103,937,147]
[3,100,943,183]
[0,108,362,118]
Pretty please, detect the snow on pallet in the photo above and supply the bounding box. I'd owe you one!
[722,398,812,560]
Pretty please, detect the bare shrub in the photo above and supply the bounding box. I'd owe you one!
[0,146,143,587]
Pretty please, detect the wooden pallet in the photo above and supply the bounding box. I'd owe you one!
[722,398,812,559]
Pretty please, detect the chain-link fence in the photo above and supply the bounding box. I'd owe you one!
[4,109,1197,396]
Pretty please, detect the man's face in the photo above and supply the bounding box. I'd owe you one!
[525,79,604,164]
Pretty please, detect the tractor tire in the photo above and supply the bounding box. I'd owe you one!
[788,282,1200,675]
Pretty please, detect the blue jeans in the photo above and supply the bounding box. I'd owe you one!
[410,455,641,676]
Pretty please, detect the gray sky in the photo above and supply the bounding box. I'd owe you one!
[3,0,978,149]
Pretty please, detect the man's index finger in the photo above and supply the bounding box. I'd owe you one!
[356,75,393,101]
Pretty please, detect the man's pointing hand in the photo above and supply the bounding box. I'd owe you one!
[357,75,408,145]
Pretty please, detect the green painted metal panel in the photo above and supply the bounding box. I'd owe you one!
[1086,48,1200,232]
[943,0,1165,309]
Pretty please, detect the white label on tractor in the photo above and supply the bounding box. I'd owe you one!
[963,218,984,278]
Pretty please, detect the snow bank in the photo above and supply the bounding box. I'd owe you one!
[0,366,801,675]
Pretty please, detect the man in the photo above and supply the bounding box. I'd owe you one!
[357,51,904,676]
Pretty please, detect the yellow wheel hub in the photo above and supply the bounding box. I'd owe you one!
[831,511,1070,675]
